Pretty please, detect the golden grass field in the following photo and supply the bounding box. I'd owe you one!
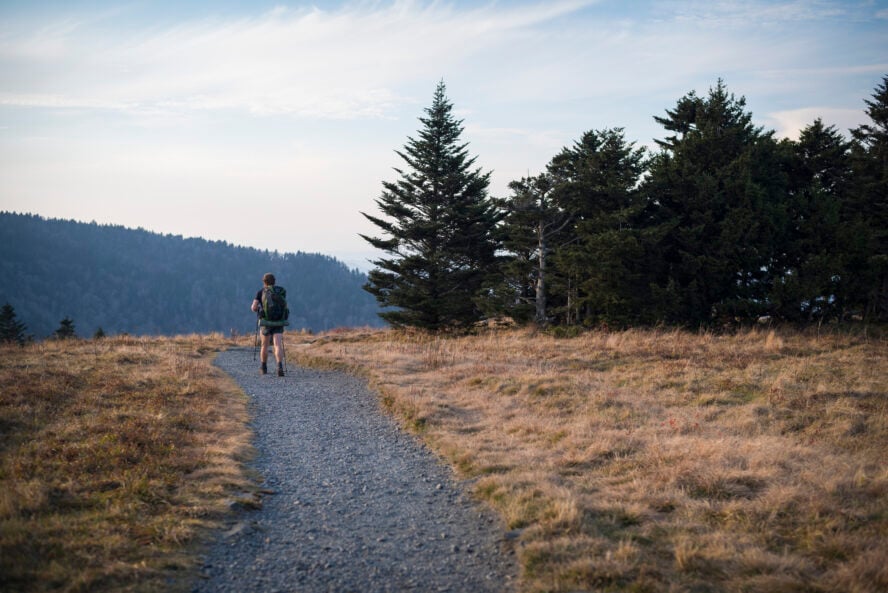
[294,326,887,593]
[0,334,254,593]
[1,326,885,593]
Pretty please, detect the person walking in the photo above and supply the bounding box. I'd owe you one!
[252,273,289,376]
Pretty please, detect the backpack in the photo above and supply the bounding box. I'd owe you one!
[260,285,290,327]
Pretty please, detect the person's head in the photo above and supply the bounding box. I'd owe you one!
[263,273,276,286]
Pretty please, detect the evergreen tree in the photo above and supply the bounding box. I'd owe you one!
[54,317,76,339]
[361,82,499,330]
[490,173,569,325]
[771,119,849,321]
[0,303,27,345]
[643,80,787,324]
[546,128,648,325]
[847,75,888,320]
[93,327,106,339]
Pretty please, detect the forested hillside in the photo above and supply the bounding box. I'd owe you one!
[0,212,383,338]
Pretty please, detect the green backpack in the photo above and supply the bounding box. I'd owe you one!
[260,285,290,327]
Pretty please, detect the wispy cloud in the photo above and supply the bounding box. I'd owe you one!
[0,0,879,130]
[665,0,870,27]
[0,0,599,120]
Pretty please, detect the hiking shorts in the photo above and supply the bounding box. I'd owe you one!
[260,325,284,337]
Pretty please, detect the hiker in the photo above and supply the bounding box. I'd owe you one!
[252,273,289,376]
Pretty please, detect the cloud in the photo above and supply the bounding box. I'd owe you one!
[0,0,599,120]
[665,0,863,27]
[765,107,868,139]
[1,0,878,130]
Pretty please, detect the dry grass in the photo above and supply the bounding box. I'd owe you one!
[296,326,888,593]
[0,334,255,593]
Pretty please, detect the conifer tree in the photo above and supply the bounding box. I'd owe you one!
[771,119,849,321]
[361,82,499,329]
[0,303,27,345]
[847,75,888,320]
[490,173,569,325]
[54,317,76,339]
[546,128,647,325]
[643,80,787,324]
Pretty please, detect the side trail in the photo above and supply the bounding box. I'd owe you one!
[191,348,516,593]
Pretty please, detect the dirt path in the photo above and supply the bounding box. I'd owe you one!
[191,349,516,593]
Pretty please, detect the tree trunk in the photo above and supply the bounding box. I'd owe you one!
[535,221,547,326]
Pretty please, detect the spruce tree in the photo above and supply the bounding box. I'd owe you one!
[490,173,569,325]
[847,75,888,320]
[0,303,27,345]
[54,317,76,339]
[361,82,499,330]
[771,119,849,321]
[643,80,787,324]
[546,128,647,325]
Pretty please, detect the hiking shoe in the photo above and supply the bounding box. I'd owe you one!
[260,362,267,375]
[277,364,284,377]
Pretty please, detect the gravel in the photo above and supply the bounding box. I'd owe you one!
[191,348,517,593]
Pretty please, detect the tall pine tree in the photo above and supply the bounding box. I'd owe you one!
[361,82,499,330]
[847,75,888,320]
[547,128,648,325]
[771,119,849,321]
[643,80,786,324]
[489,173,569,325]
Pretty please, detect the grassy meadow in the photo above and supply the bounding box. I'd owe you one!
[0,334,255,593]
[1,327,885,593]
[295,326,887,593]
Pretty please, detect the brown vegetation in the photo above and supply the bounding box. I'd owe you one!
[2,327,883,592]
[296,326,888,593]
[0,334,254,593]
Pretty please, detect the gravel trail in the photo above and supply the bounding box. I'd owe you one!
[192,348,516,593]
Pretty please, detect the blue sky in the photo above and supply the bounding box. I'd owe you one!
[1,1,886,269]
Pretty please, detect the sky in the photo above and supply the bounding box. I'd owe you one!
[1,1,886,270]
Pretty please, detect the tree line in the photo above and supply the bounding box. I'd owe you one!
[362,78,888,329]
[0,212,384,339]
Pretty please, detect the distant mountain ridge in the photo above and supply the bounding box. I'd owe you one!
[0,212,384,338]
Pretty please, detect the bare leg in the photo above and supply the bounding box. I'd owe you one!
[272,332,284,364]
[260,333,271,364]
